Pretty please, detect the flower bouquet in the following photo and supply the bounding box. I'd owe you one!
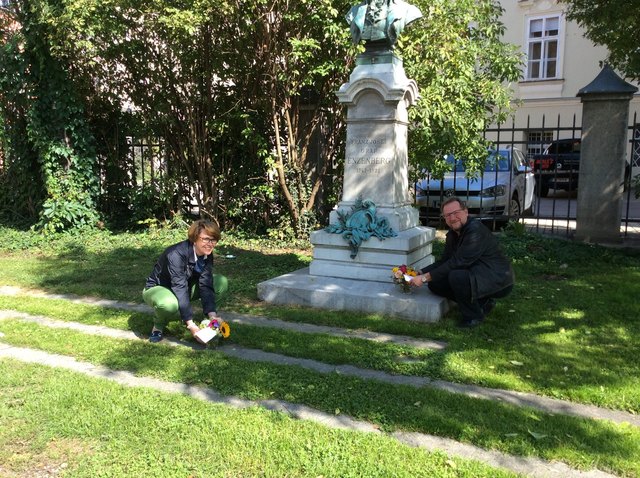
[195,317,231,344]
[392,264,417,293]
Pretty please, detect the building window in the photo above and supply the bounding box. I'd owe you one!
[525,15,561,80]
[526,130,553,158]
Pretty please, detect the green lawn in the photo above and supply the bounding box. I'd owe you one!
[1,360,516,478]
[1,225,639,476]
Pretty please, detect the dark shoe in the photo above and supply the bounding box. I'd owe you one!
[481,299,496,316]
[149,330,163,343]
[458,318,484,328]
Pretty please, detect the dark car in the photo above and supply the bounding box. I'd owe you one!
[532,138,581,197]
[532,138,632,196]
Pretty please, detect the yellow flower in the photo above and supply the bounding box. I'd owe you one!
[219,321,231,338]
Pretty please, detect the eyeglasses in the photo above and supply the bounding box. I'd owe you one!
[199,236,217,245]
[442,209,465,220]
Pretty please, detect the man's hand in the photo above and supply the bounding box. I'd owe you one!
[409,276,422,287]
[410,274,429,287]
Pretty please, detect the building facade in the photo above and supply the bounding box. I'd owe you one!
[496,0,640,175]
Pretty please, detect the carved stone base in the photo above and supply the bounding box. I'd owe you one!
[309,226,434,283]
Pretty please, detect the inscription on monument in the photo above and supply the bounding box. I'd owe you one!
[346,137,392,175]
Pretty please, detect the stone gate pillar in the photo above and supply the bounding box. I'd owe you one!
[576,65,638,243]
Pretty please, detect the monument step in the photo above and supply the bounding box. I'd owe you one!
[257,267,448,323]
[309,258,432,283]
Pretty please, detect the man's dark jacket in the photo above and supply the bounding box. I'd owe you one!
[422,219,514,300]
[144,240,216,323]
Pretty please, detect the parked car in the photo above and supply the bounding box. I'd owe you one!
[532,138,581,197]
[532,138,631,197]
[415,148,537,225]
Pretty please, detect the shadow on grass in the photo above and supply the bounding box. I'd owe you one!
[19,242,309,305]
[85,338,638,476]
[3,232,640,416]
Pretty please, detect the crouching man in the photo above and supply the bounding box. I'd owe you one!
[410,197,514,328]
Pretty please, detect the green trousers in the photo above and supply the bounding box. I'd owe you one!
[142,274,228,329]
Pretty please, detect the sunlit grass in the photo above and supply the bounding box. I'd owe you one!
[2,290,639,414]
[1,360,518,478]
[1,324,639,476]
[1,226,640,475]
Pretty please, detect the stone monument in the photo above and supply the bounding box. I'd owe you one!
[257,0,448,322]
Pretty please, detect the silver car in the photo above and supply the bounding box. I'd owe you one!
[415,148,537,225]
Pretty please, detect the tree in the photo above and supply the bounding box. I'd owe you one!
[48,0,354,236]
[55,0,237,223]
[0,0,100,232]
[560,0,640,82]
[401,0,523,176]
[219,0,357,237]
[0,0,523,236]
[0,7,43,224]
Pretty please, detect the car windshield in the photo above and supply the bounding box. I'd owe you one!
[447,152,510,173]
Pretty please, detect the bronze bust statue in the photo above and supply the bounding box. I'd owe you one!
[346,0,422,48]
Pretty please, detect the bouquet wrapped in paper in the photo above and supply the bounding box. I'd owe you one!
[195,318,231,344]
[392,264,417,293]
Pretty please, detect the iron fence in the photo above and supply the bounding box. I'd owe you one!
[417,114,640,240]
[116,116,640,241]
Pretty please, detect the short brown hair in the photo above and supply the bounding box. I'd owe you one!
[187,219,221,243]
[441,197,467,213]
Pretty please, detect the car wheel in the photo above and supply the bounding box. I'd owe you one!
[624,164,631,191]
[537,183,549,197]
[509,196,521,221]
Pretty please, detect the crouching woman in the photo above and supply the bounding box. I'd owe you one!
[143,219,228,343]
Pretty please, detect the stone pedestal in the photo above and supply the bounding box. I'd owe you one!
[309,226,434,283]
[258,52,445,322]
[311,53,434,278]
[333,54,419,232]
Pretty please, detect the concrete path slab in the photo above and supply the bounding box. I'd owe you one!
[223,311,447,350]
[0,343,617,478]
[0,286,448,351]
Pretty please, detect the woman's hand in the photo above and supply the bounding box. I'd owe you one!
[207,312,222,322]
[186,320,204,343]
